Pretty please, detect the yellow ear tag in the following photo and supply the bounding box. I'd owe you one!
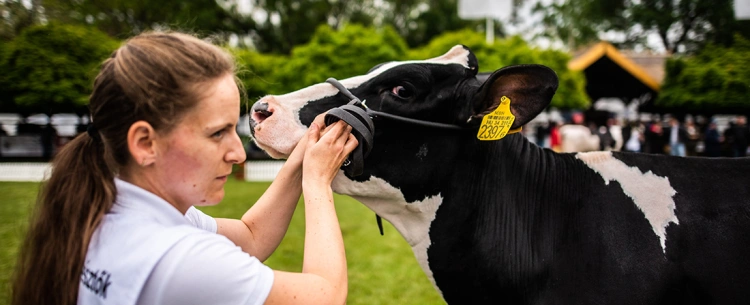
[477,96,516,141]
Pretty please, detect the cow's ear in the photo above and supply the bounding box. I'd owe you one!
[471,65,558,129]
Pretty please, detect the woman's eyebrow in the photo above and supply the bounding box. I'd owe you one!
[205,122,235,131]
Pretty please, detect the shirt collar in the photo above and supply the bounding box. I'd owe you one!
[112,178,190,227]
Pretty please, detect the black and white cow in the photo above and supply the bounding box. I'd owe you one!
[249,45,750,305]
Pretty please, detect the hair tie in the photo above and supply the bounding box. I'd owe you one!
[87,124,101,141]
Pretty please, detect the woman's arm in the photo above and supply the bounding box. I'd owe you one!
[265,120,356,305]
[214,115,322,261]
[214,151,303,261]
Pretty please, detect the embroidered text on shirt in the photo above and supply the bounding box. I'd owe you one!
[81,266,112,299]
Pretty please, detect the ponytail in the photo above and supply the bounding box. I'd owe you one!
[12,133,115,305]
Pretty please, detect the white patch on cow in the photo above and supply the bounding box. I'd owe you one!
[251,45,472,157]
[576,151,679,253]
[331,173,445,298]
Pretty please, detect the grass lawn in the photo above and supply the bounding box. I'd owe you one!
[0,178,445,305]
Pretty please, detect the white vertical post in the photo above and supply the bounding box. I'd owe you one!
[458,0,511,41]
[486,18,494,43]
[736,0,750,19]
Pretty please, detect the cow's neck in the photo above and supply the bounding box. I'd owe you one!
[428,133,588,283]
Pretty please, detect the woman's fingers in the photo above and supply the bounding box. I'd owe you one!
[319,121,347,144]
[343,133,358,155]
[307,123,321,147]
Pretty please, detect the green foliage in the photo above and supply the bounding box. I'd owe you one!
[0,23,119,114]
[0,182,39,305]
[246,0,484,54]
[247,0,373,54]
[533,0,626,50]
[233,49,288,101]
[41,0,250,38]
[409,30,590,109]
[534,0,738,54]
[657,35,750,113]
[278,24,408,90]
[0,0,41,41]
[237,24,409,99]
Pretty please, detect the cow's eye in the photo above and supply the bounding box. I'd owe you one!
[391,86,413,99]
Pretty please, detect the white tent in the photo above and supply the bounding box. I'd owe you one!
[736,0,750,19]
[0,113,23,136]
[26,113,50,125]
[237,115,252,136]
[50,113,81,137]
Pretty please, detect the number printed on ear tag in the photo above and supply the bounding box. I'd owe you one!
[477,96,515,141]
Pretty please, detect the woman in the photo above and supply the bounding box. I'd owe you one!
[12,32,357,305]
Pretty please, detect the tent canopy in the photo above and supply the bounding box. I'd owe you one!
[568,42,660,104]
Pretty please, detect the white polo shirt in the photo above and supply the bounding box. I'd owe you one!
[78,178,274,305]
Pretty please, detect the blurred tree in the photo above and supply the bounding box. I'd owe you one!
[0,0,43,41]
[377,0,486,48]
[534,0,739,54]
[236,26,588,110]
[410,29,590,109]
[0,23,119,115]
[237,24,409,104]
[232,49,288,102]
[656,35,750,113]
[41,0,251,38]
[533,0,626,50]
[246,0,487,54]
[246,0,374,54]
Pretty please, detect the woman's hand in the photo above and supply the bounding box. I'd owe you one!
[303,120,358,187]
[286,113,327,167]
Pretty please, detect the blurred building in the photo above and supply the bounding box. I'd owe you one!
[568,41,670,122]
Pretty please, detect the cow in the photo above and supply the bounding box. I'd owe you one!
[248,45,750,305]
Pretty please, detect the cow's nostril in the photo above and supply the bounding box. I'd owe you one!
[252,102,273,123]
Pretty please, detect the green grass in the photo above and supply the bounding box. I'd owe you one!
[0,179,445,305]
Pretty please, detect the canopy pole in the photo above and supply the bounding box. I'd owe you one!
[486,18,494,43]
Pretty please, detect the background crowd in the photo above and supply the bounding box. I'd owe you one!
[534,115,750,157]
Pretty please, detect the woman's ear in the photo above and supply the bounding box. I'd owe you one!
[128,121,157,167]
[470,64,558,129]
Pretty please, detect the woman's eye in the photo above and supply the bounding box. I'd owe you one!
[391,86,412,98]
[212,130,224,138]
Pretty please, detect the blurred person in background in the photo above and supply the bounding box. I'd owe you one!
[684,120,701,156]
[704,119,723,157]
[728,116,749,157]
[664,118,688,157]
[623,121,644,153]
[644,120,665,154]
[549,120,562,152]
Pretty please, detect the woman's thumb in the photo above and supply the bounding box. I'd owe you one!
[308,123,321,145]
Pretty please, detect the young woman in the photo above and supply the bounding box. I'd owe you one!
[12,32,357,305]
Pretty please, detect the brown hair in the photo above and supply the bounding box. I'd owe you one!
[12,32,238,305]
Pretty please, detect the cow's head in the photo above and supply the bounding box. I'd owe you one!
[249,45,557,245]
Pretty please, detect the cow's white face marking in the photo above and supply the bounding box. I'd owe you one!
[250,45,472,158]
[331,172,445,298]
[576,151,679,253]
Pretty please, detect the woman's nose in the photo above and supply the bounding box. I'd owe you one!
[226,132,247,164]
